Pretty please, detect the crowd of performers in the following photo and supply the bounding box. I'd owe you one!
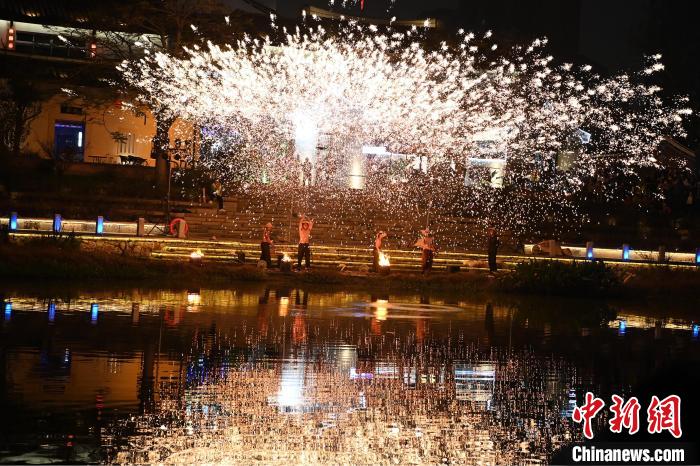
[258,216,500,274]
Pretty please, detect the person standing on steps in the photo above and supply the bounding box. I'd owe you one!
[260,222,274,268]
[301,157,313,187]
[211,180,225,213]
[373,230,388,272]
[416,228,436,274]
[487,227,500,274]
[297,214,314,270]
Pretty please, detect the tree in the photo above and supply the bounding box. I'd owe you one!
[0,72,51,157]
[60,0,253,190]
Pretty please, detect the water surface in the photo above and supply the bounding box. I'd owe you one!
[1,285,698,464]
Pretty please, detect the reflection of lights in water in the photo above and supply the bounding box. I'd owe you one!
[279,296,289,316]
[455,362,496,409]
[378,251,390,267]
[275,359,306,411]
[5,290,637,463]
[187,292,201,306]
[610,314,695,332]
[562,389,577,418]
[374,299,388,320]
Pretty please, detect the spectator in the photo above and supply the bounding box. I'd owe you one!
[211,180,225,213]
[301,157,313,187]
[487,228,500,273]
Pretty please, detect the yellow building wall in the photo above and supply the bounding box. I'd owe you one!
[23,95,195,167]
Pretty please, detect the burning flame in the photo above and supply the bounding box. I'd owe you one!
[281,253,292,263]
[190,249,203,259]
[378,251,390,267]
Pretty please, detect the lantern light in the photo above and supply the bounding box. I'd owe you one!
[48,302,56,322]
[618,319,626,336]
[585,241,594,260]
[7,24,15,50]
[622,244,630,261]
[96,216,104,234]
[90,303,99,323]
[9,212,18,231]
[53,214,62,233]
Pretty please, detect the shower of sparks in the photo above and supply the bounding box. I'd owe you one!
[119,18,691,243]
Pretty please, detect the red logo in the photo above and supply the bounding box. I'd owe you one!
[647,395,682,438]
[573,392,606,439]
[573,392,683,439]
[609,395,641,435]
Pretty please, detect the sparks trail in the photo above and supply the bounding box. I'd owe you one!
[119,17,691,244]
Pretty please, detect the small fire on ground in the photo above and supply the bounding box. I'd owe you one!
[378,252,390,267]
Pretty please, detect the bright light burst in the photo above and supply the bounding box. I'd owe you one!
[119,18,691,242]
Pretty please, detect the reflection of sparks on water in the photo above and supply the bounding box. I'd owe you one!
[279,296,289,316]
[108,349,579,465]
[374,299,389,321]
[187,292,201,306]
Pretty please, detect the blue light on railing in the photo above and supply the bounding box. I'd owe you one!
[4,302,11,320]
[622,244,630,261]
[48,302,56,322]
[693,324,699,339]
[53,214,62,233]
[618,320,626,336]
[91,303,99,323]
[586,249,594,259]
[696,249,700,265]
[9,212,18,231]
[96,216,104,234]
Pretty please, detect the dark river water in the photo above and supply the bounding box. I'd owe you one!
[0,284,698,464]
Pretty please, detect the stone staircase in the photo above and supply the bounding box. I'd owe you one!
[151,239,497,271]
[181,195,510,253]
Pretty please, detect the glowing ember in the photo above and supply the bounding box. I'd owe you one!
[378,251,390,267]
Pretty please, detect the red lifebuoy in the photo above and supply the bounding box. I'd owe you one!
[169,218,189,237]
